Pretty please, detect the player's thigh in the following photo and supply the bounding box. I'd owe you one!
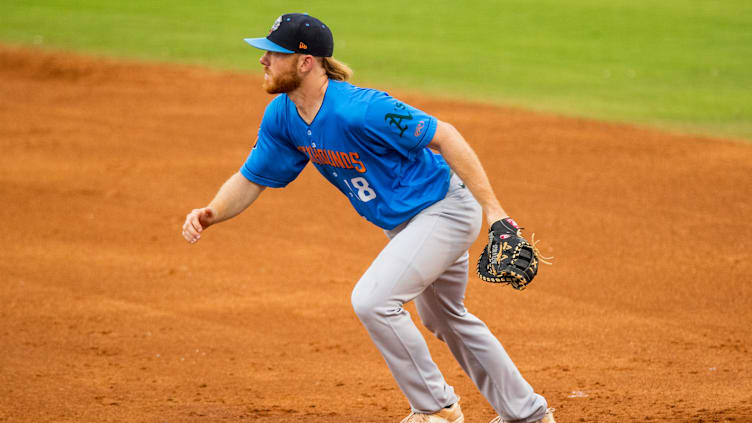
[352,212,458,312]
[352,180,481,310]
[415,252,470,331]
[393,185,481,276]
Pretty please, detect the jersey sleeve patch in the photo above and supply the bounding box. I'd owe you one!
[362,93,437,160]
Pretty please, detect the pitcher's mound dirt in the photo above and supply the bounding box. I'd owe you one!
[1,46,750,422]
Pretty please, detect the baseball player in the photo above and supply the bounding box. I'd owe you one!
[182,13,555,423]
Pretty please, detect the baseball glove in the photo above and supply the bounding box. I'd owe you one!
[476,217,551,290]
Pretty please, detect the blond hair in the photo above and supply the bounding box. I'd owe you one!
[321,56,353,81]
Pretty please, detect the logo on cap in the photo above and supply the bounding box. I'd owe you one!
[299,42,308,50]
[269,16,282,34]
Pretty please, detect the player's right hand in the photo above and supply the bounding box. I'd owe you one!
[182,207,215,244]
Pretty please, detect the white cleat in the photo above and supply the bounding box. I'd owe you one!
[400,400,464,423]
[489,407,556,423]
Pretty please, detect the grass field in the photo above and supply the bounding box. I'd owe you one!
[2,0,751,139]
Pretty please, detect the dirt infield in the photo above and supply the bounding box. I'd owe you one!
[1,45,750,422]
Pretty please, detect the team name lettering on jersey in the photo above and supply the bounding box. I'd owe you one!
[297,146,367,173]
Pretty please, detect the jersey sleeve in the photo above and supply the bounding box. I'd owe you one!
[360,92,438,160]
[240,98,309,188]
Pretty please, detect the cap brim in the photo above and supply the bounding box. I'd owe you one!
[243,37,294,54]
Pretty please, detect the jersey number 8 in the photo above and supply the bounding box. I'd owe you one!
[346,177,377,202]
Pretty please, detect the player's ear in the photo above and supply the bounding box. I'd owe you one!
[298,54,315,73]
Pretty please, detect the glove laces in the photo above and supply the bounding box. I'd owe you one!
[530,233,554,265]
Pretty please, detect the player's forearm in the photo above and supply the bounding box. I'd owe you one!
[429,121,508,225]
[207,172,266,224]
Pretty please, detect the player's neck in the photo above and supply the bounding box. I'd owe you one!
[289,75,329,125]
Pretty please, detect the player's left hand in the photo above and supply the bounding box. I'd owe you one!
[476,217,551,289]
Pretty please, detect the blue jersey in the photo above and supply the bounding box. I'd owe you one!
[240,80,451,230]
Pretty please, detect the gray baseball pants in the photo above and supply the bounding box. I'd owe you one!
[351,173,548,422]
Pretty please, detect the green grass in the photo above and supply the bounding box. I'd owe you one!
[2,0,751,140]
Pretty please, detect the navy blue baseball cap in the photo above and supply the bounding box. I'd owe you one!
[245,13,334,57]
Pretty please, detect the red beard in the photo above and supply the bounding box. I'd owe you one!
[263,61,302,94]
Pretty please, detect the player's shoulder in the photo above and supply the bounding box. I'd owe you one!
[258,94,295,141]
[327,80,391,123]
[261,93,293,125]
[265,93,290,115]
[329,80,391,103]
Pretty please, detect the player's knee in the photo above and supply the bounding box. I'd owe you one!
[415,304,437,330]
[420,317,445,340]
[416,308,447,341]
[351,285,397,322]
[350,287,378,319]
